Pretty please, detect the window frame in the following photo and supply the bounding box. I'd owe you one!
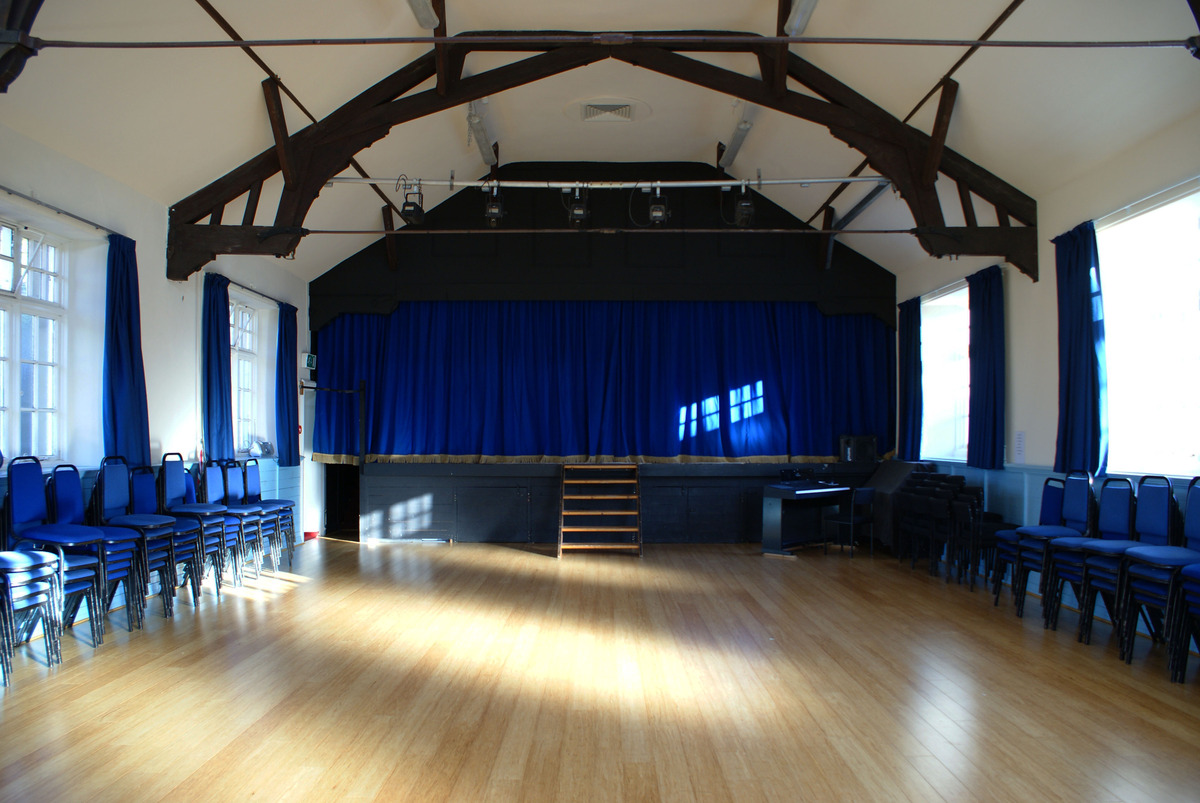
[227,290,277,458]
[918,282,970,463]
[0,218,67,463]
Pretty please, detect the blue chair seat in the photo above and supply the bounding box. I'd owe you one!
[1125,545,1200,568]
[18,523,102,547]
[1082,539,1140,556]
[1049,536,1092,551]
[0,550,61,571]
[1016,524,1082,540]
[169,502,226,516]
[108,513,177,529]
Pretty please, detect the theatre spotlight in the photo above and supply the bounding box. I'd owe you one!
[567,188,589,226]
[648,190,670,225]
[483,188,504,227]
[733,191,755,228]
[406,0,440,29]
[400,187,425,226]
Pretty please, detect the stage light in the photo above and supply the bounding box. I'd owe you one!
[648,190,669,225]
[406,0,440,29]
[483,188,504,227]
[734,193,755,228]
[567,188,588,226]
[400,187,425,226]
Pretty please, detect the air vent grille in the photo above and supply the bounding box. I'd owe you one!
[582,103,633,122]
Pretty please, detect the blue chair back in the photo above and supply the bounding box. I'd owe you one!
[225,463,248,505]
[203,465,227,505]
[96,457,131,523]
[160,453,188,509]
[183,471,200,504]
[1095,477,1134,541]
[1184,478,1200,551]
[1134,476,1176,548]
[245,459,263,503]
[1038,478,1065,526]
[1061,472,1094,535]
[6,456,49,541]
[130,467,159,516]
[48,465,88,526]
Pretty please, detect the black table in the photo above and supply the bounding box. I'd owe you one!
[761,480,850,557]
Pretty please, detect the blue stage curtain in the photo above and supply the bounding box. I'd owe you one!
[896,297,923,461]
[1052,221,1108,474]
[275,303,300,467]
[313,301,895,463]
[201,273,235,462]
[966,265,1006,470]
[101,233,151,466]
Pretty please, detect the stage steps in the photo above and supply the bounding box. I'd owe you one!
[558,464,642,558]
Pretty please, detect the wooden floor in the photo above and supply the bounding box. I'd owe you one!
[2,539,1200,802]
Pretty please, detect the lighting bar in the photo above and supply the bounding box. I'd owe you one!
[328,176,889,191]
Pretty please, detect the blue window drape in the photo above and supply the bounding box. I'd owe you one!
[275,302,300,467]
[966,265,1006,470]
[101,233,151,466]
[1052,221,1108,474]
[313,300,895,463]
[896,297,922,461]
[201,273,235,462]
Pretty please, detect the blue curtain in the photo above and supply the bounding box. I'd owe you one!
[201,273,235,462]
[896,297,922,461]
[275,303,300,467]
[966,265,1006,470]
[1052,221,1108,474]
[313,300,895,463]
[101,233,151,466]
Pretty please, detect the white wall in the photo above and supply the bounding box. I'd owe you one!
[0,122,324,536]
[900,107,1200,475]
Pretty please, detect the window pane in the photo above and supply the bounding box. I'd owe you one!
[1097,188,1200,476]
[920,287,970,461]
[19,361,33,408]
[0,226,11,258]
[19,314,33,361]
[20,410,31,454]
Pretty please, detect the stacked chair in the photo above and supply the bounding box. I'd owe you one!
[1176,561,1200,682]
[201,463,265,581]
[160,453,234,588]
[994,478,1064,608]
[131,465,207,607]
[222,462,285,575]
[92,457,178,620]
[244,458,296,569]
[0,548,63,685]
[1042,477,1135,632]
[1122,478,1200,679]
[1011,472,1095,619]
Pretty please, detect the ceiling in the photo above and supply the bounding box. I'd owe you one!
[2,0,1198,284]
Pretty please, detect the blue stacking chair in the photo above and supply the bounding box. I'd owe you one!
[1174,561,1200,682]
[203,464,264,581]
[994,477,1064,608]
[223,460,278,573]
[1012,473,1093,618]
[1123,477,1200,675]
[1081,476,1180,648]
[0,548,62,684]
[47,463,145,632]
[130,465,205,608]
[244,458,296,568]
[93,457,177,620]
[159,452,232,588]
[7,457,109,643]
[1043,477,1135,632]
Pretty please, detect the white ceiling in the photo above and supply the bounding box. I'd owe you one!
[2,0,1198,283]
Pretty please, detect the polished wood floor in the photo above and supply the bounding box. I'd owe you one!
[2,539,1200,802]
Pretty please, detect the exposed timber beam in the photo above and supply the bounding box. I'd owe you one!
[820,206,836,271]
[432,0,450,94]
[834,181,890,230]
[923,79,958,186]
[0,0,43,93]
[262,77,297,188]
[169,30,1037,281]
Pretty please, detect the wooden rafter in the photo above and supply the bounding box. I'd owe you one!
[262,77,296,188]
[168,30,1038,281]
[922,79,958,187]
[0,0,43,93]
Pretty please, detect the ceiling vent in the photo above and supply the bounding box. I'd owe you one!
[582,102,634,123]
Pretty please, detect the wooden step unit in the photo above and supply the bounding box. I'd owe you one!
[558,464,643,557]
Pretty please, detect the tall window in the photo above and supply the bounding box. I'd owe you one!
[1097,184,1200,476]
[0,220,64,460]
[230,300,258,454]
[920,285,969,461]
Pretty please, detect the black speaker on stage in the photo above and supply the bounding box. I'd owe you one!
[840,435,877,463]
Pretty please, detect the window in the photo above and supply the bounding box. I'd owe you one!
[919,285,969,461]
[230,300,259,454]
[0,220,65,460]
[1096,184,1200,477]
